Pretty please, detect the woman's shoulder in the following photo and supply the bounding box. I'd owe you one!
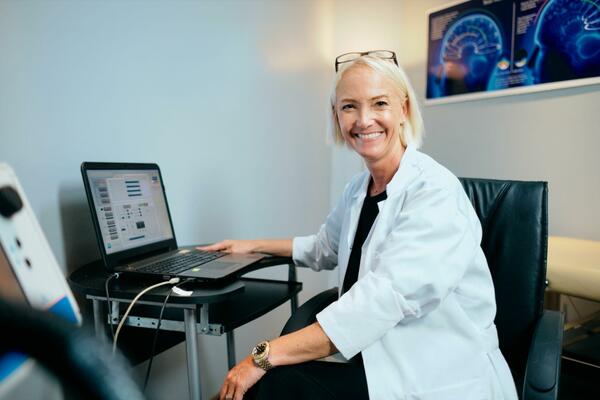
[407,149,463,195]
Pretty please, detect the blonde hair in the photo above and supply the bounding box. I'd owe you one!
[328,56,424,148]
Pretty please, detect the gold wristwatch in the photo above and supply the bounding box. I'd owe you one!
[251,341,273,371]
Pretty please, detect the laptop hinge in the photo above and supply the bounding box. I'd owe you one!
[120,245,172,266]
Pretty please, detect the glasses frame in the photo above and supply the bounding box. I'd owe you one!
[335,50,398,72]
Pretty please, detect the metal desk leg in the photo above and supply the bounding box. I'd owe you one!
[288,263,298,313]
[92,299,106,344]
[226,331,236,370]
[184,308,202,400]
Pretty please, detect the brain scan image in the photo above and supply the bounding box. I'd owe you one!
[436,13,504,95]
[426,0,600,100]
[532,0,600,83]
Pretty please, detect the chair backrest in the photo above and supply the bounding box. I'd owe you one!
[459,178,548,394]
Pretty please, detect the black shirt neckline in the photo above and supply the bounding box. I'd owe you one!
[366,189,387,202]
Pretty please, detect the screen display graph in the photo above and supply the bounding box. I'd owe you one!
[86,169,174,254]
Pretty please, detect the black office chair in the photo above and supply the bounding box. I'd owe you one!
[281,178,564,400]
[0,298,145,400]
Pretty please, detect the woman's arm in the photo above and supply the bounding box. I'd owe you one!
[219,322,336,400]
[198,239,292,257]
[269,322,337,365]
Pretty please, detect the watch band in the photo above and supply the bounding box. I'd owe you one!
[255,356,273,371]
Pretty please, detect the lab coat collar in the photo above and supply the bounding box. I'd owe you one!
[351,145,420,200]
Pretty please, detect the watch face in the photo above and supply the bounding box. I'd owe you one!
[253,341,268,358]
[252,341,272,370]
[255,342,266,355]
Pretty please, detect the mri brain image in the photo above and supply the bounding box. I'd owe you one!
[533,0,600,83]
[438,13,504,95]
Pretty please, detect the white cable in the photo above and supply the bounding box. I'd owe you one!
[112,277,180,355]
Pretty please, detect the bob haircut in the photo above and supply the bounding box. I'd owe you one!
[328,56,424,148]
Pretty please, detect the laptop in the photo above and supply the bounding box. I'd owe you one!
[80,162,263,280]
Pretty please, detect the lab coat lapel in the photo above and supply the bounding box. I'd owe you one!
[356,146,421,276]
[385,145,420,199]
[347,173,370,250]
[336,174,369,290]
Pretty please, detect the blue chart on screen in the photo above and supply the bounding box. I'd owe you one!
[439,13,503,96]
[426,0,600,101]
[533,0,600,83]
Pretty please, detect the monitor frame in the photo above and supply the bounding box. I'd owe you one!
[80,162,178,270]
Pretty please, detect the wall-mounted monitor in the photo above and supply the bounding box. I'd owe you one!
[426,0,600,104]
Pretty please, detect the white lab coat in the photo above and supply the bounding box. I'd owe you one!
[293,146,518,400]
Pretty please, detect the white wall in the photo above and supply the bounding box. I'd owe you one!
[0,0,340,398]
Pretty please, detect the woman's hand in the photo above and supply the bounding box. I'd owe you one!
[198,239,293,257]
[219,356,266,400]
[197,240,258,254]
[218,324,335,399]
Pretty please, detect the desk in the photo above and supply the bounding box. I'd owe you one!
[547,236,600,302]
[68,257,301,400]
[546,236,600,379]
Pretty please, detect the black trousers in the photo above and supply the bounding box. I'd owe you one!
[246,360,369,400]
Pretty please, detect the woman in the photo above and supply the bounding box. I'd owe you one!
[201,51,518,400]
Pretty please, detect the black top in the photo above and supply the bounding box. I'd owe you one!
[342,189,388,294]
[341,188,387,364]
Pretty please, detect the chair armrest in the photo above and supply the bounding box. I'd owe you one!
[523,310,564,400]
[280,287,338,335]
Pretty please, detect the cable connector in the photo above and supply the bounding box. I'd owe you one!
[168,277,180,284]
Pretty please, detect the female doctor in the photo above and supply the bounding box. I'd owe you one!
[200,51,518,400]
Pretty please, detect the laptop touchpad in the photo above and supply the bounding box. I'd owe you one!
[203,261,239,270]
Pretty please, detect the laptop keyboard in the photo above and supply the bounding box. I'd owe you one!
[137,251,226,275]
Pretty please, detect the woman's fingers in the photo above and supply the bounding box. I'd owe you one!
[197,245,218,251]
[198,240,257,254]
[197,240,231,252]
[219,382,227,399]
[220,376,242,400]
[219,381,235,400]
[234,387,245,400]
[219,357,263,400]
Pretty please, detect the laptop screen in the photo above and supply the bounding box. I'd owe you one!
[85,169,174,255]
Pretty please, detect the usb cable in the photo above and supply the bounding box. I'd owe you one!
[112,277,180,355]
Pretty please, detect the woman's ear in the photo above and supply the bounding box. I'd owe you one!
[329,106,344,144]
[335,118,345,143]
[402,97,409,120]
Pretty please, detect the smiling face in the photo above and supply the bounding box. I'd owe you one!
[334,64,407,167]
